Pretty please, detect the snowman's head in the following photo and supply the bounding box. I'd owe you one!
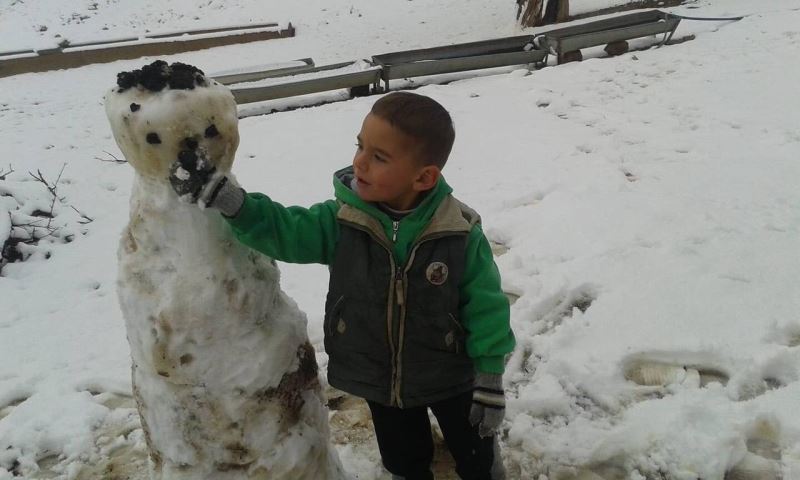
[104,61,239,180]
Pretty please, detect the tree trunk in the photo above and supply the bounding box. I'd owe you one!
[517,0,544,27]
[518,0,569,27]
[557,0,570,22]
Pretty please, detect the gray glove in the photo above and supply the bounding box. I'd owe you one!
[468,372,506,438]
[168,149,244,217]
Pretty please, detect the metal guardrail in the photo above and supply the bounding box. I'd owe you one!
[537,10,681,60]
[372,36,546,89]
[1,9,689,108]
[212,58,315,85]
[373,35,535,65]
[231,36,548,105]
[227,10,686,106]
[378,50,546,87]
[231,66,381,104]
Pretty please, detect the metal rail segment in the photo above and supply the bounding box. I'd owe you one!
[212,58,316,85]
[373,35,535,65]
[537,10,681,60]
[372,36,546,90]
[380,50,546,86]
[231,68,381,104]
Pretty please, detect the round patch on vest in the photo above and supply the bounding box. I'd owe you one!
[426,262,449,286]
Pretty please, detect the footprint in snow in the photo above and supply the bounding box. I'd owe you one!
[622,354,730,389]
[0,395,28,422]
[529,284,598,336]
[765,322,800,347]
[726,418,783,480]
[512,284,598,375]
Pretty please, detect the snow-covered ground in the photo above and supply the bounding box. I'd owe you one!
[1,0,799,479]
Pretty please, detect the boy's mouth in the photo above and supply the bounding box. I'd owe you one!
[356,176,370,187]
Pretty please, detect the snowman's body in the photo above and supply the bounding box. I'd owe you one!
[106,62,343,479]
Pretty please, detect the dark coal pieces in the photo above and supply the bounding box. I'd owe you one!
[116,60,208,93]
[204,124,219,138]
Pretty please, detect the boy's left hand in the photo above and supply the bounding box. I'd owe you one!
[469,372,505,437]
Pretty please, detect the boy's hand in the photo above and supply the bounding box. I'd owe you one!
[168,150,244,217]
[468,372,505,438]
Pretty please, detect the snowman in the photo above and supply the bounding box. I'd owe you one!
[104,60,344,479]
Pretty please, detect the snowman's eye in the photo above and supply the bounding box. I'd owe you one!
[205,124,219,138]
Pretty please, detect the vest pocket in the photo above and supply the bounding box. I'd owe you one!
[412,313,465,357]
[324,295,345,337]
[447,313,466,354]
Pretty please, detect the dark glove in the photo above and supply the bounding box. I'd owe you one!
[168,149,244,217]
[468,372,506,438]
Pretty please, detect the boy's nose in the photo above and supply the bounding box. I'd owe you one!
[353,150,368,172]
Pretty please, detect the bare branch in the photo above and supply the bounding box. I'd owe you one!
[27,163,66,230]
[3,162,90,270]
[95,150,127,164]
[0,165,14,180]
[69,205,94,224]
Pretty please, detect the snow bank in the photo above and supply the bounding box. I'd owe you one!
[1,0,799,478]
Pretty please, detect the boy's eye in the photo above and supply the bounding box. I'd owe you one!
[374,154,387,162]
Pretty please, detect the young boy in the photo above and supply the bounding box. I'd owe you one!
[169,92,515,480]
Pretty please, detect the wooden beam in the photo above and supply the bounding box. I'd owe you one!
[0,24,295,79]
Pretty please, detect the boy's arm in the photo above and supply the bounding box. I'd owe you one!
[226,192,340,265]
[459,224,516,374]
[165,157,338,264]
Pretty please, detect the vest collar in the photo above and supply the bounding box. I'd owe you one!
[338,194,473,246]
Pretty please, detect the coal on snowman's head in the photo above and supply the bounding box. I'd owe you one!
[104,60,240,180]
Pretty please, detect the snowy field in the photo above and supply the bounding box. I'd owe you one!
[1,0,799,479]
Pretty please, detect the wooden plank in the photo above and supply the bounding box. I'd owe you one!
[146,22,279,39]
[0,24,295,79]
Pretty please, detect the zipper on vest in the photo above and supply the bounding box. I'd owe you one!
[391,221,399,242]
[392,231,469,408]
[392,266,406,408]
[338,219,401,407]
[395,270,404,306]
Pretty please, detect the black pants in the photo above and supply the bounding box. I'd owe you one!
[367,390,497,480]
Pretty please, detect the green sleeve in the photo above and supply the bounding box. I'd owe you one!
[460,224,516,374]
[225,192,340,265]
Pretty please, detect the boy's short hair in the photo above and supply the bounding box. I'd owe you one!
[370,91,455,169]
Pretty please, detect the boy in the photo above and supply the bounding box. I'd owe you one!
[169,92,515,480]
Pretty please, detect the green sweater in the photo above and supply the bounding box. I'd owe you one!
[226,169,515,374]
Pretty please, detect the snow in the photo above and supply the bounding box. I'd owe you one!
[1,0,800,479]
[105,70,343,478]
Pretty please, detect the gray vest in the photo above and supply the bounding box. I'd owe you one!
[324,196,480,408]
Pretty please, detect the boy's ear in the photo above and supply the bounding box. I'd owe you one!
[413,165,441,192]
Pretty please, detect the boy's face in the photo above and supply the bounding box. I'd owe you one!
[353,113,439,211]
